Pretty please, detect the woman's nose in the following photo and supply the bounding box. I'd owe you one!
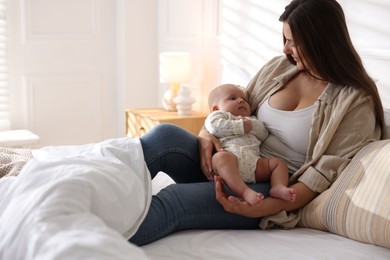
[283,42,291,55]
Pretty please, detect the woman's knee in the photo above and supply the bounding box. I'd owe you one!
[140,124,203,182]
[141,124,197,149]
[151,123,192,136]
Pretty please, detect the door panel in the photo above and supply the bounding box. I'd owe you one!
[9,0,117,146]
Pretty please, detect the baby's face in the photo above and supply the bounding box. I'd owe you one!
[217,86,251,117]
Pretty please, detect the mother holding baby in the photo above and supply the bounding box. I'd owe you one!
[130,0,384,245]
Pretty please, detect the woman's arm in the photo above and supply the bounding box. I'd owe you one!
[214,176,317,218]
[198,128,223,181]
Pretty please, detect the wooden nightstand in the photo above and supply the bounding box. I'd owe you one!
[125,108,207,138]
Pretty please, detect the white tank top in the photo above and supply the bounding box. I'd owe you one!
[257,97,315,173]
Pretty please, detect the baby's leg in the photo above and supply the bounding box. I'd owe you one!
[212,151,264,205]
[254,158,296,202]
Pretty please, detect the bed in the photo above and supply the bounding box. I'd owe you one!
[146,172,390,259]
[0,112,390,259]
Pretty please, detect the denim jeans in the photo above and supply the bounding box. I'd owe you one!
[129,124,270,246]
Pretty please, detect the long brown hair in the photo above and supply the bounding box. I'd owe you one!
[280,0,384,131]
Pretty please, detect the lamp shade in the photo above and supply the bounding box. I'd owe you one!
[159,52,191,83]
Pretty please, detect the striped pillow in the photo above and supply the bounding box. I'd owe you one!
[299,140,390,248]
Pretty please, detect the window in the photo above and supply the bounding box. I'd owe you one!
[0,0,9,131]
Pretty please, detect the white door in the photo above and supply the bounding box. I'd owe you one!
[8,0,118,146]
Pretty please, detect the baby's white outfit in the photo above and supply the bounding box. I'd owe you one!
[205,110,268,183]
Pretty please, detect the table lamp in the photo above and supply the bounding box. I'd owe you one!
[159,52,191,111]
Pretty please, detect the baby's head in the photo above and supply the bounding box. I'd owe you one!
[208,84,251,117]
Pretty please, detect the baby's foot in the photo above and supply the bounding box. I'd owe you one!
[270,185,296,202]
[242,188,264,206]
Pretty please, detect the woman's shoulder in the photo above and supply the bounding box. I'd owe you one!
[321,84,375,118]
[323,83,369,104]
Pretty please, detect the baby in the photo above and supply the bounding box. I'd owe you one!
[205,84,296,205]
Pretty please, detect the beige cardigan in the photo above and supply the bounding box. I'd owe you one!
[245,56,381,228]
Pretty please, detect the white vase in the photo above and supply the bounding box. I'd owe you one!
[173,85,195,115]
[162,83,180,111]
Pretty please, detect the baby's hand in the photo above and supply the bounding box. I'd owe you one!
[242,118,252,133]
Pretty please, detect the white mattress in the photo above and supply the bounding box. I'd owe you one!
[142,228,390,259]
[146,172,390,259]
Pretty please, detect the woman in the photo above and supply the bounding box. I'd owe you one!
[130,0,383,245]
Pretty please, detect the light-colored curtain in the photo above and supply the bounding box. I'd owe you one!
[0,0,10,130]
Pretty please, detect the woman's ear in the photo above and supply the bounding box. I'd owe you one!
[212,105,219,111]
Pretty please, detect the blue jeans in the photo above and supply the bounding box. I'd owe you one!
[129,124,270,246]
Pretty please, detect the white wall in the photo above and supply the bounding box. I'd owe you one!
[118,0,158,135]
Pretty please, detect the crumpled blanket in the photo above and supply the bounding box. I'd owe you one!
[0,137,151,259]
[0,147,33,178]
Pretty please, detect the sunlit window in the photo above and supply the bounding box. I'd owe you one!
[218,0,288,85]
[0,0,10,130]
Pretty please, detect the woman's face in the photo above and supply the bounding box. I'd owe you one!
[283,22,306,71]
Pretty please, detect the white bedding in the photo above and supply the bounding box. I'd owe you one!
[143,228,390,259]
[0,138,151,259]
[0,139,389,259]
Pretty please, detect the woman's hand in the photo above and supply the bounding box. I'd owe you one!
[198,128,223,181]
[214,176,260,217]
[215,175,319,218]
